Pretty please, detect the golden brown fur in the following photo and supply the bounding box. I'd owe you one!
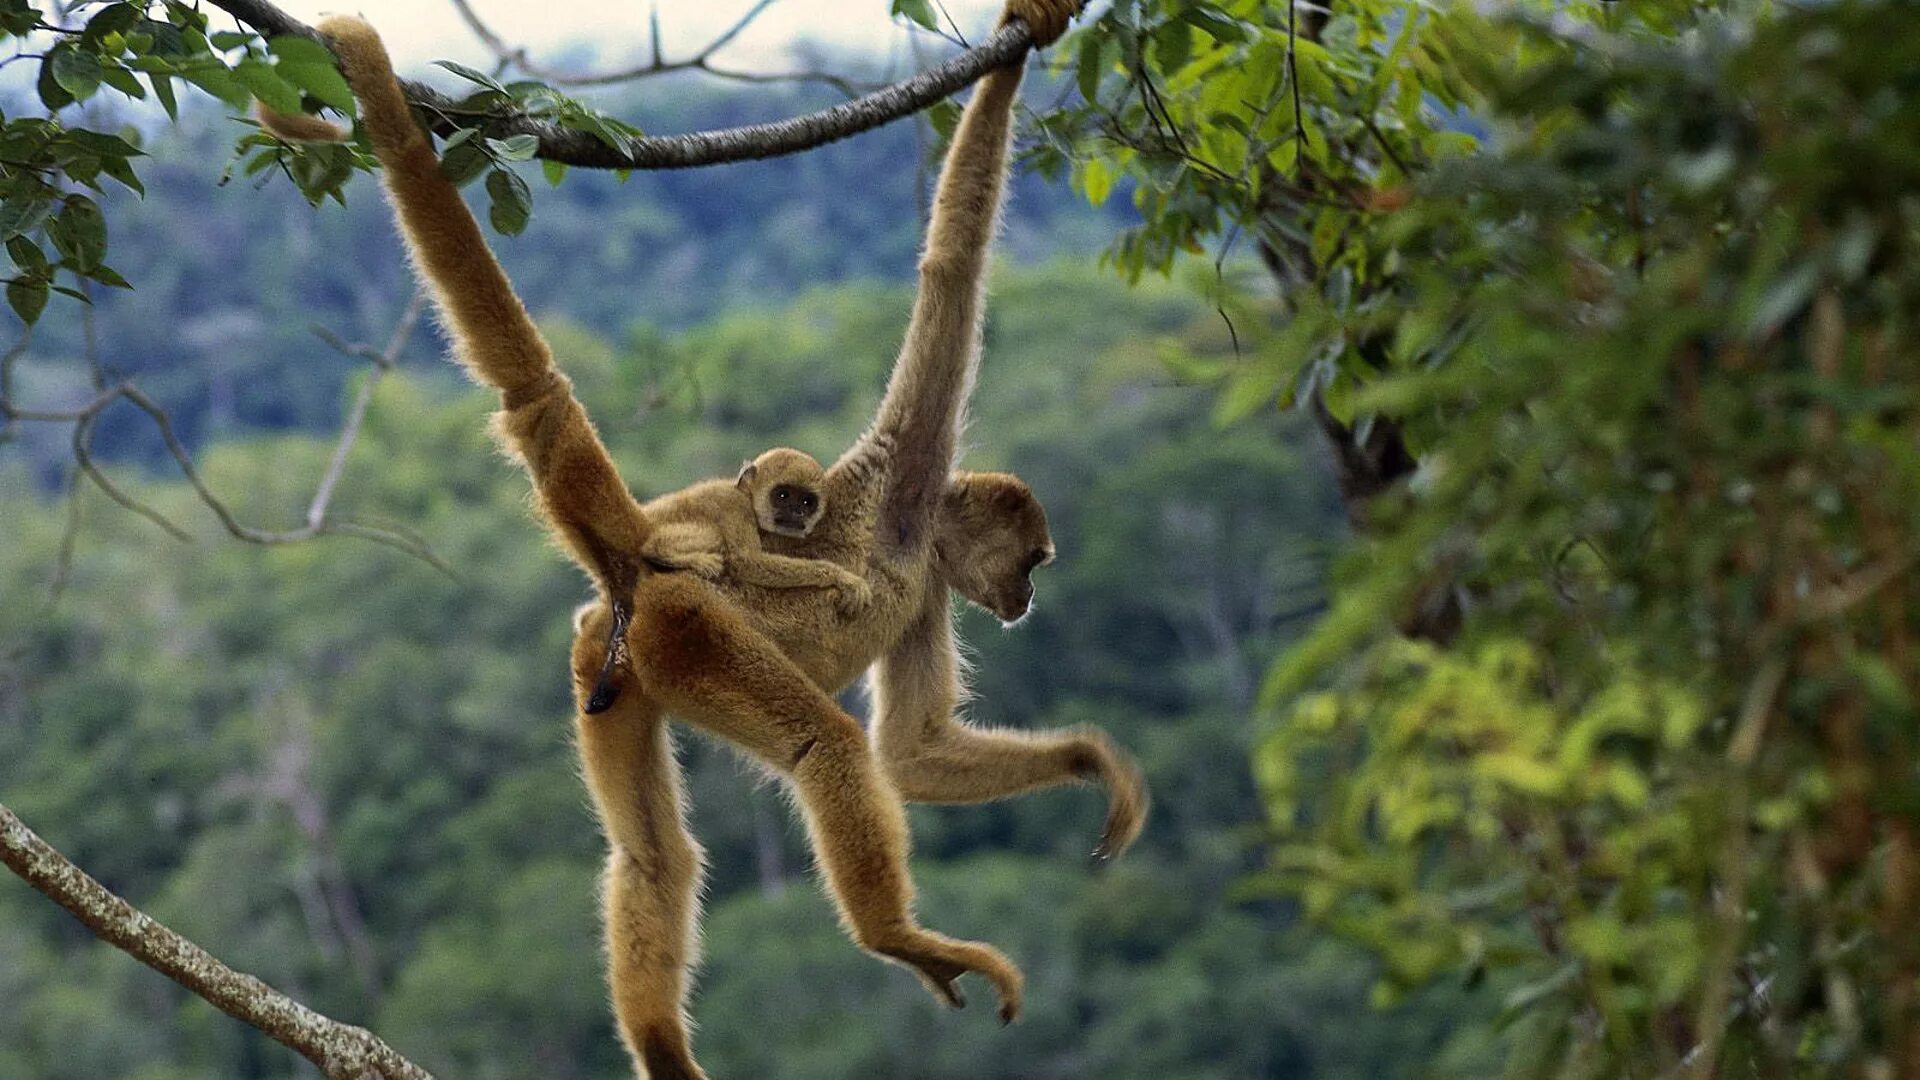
[314,5,1135,1076]
[582,446,866,713]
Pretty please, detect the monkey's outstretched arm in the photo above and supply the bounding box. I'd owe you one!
[872,594,1148,860]
[319,17,650,592]
[835,56,1027,550]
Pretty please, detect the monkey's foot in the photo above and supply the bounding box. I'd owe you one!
[1091,757,1149,861]
[876,934,1024,1024]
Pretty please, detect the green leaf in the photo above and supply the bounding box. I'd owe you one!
[233,58,302,115]
[82,3,143,44]
[925,99,961,142]
[1076,31,1108,103]
[1180,6,1248,44]
[541,158,567,187]
[7,277,47,325]
[0,194,53,241]
[1081,156,1115,207]
[272,37,355,114]
[278,59,355,114]
[266,35,334,67]
[149,73,178,119]
[5,235,48,271]
[99,155,144,196]
[438,140,490,187]
[179,61,250,110]
[486,167,531,235]
[37,55,74,111]
[63,129,142,158]
[101,64,147,99]
[434,60,508,93]
[82,262,131,289]
[209,30,253,51]
[891,0,940,32]
[51,49,104,103]
[1153,19,1193,73]
[486,134,540,162]
[47,195,106,269]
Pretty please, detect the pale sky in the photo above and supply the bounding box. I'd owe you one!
[250,1,1007,78]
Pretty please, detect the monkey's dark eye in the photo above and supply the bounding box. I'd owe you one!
[801,494,818,510]
[774,489,789,502]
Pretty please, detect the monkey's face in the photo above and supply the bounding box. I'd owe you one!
[937,472,1054,624]
[740,447,829,538]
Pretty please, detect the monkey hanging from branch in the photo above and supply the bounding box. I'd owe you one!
[285,4,1142,1076]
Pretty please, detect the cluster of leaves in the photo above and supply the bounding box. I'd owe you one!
[0,0,353,325]
[1212,3,1919,1074]
[0,0,659,328]
[411,61,645,237]
[1030,0,1487,284]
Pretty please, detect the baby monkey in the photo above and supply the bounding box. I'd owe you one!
[583,447,869,713]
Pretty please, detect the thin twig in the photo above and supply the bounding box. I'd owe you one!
[303,289,428,531]
[1286,0,1305,179]
[0,800,434,1080]
[9,292,449,574]
[447,0,792,87]
[48,466,83,599]
[205,0,1037,169]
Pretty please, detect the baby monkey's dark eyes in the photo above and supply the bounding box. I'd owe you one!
[774,489,789,502]
[801,494,818,510]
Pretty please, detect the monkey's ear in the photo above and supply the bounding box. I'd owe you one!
[736,461,758,490]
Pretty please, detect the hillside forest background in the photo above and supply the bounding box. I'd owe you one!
[5,0,1920,1077]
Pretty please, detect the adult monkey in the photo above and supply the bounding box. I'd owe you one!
[312,4,1142,1075]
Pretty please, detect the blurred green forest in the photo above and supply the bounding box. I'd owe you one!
[0,73,1123,489]
[0,251,1490,1076]
[14,0,1914,1074]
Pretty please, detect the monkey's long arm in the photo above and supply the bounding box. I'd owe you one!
[836,60,1025,551]
[321,17,650,592]
[726,550,868,595]
[872,596,1148,859]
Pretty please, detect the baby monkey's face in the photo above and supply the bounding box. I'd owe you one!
[739,447,829,538]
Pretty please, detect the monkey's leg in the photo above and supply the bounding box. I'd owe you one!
[572,619,708,1080]
[628,576,1024,1022]
[874,601,1148,859]
[882,724,1147,861]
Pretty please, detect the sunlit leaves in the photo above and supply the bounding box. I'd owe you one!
[1233,3,1920,1071]
[890,0,940,33]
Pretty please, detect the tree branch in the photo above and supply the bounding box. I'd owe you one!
[204,0,1036,169]
[0,292,452,576]
[0,799,433,1080]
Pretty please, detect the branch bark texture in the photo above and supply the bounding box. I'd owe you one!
[205,0,1034,170]
[0,800,433,1080]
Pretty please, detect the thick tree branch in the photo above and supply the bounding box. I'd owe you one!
[0,800,433,1080]
[205,0,1036,169]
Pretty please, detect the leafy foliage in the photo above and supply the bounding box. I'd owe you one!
[0,0,661,323]
[1056,0,1920,1072]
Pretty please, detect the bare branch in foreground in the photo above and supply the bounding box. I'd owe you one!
[0,800,434,1080]
[204,0,1037,169]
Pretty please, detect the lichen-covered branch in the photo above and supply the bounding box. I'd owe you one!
[204,0,1035,169]
[0,800,433,1080]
